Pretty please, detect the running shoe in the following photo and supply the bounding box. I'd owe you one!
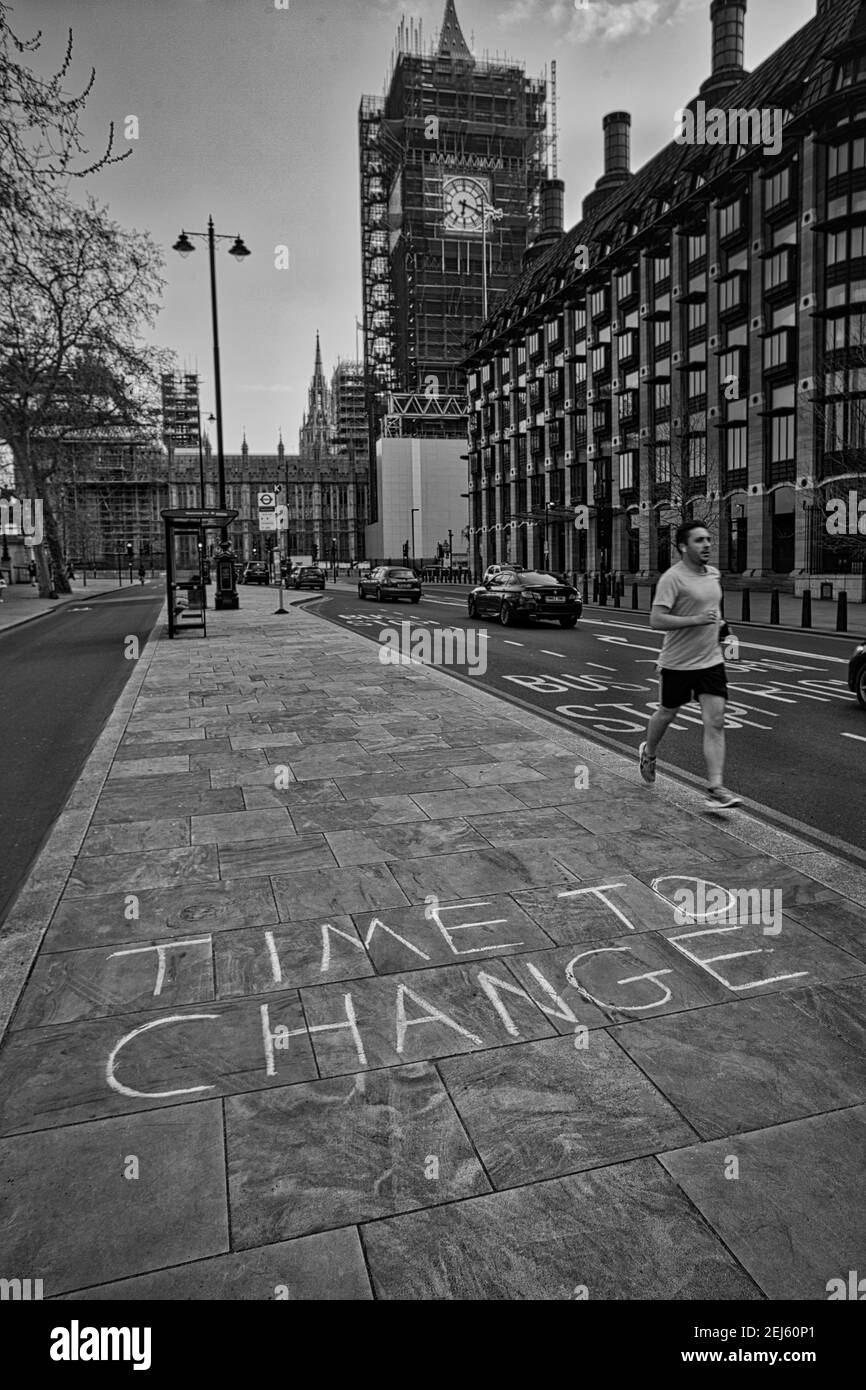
[705,786,742,808]
[638,741,656,785]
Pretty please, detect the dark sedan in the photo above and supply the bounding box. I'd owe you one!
[294,566,325,591]
[242,562,269,585]
[468,570,582,627]
[358,565,422,603]
[848,639,866,709]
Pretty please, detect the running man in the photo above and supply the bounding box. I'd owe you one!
[639,521,741,809]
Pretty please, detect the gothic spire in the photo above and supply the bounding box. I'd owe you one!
[437,0,473,61]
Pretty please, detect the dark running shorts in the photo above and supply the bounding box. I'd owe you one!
[659,664,728,709]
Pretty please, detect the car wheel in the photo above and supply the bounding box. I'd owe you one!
[858,664,866,710]
[468,596,477,618]
[500,602,515,627]
[559,616,578,629]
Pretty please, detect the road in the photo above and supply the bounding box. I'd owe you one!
[0,583,164,925]
[312,582,866,859]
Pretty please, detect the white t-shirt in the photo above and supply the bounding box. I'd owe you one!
[653,561,724,671]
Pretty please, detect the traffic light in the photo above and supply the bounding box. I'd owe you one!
[126,542,133,557]
[402,540,409,561]
[312,542,318,563]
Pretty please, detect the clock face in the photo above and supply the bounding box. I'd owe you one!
[443,176,489,234]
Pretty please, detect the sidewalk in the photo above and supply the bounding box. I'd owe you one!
[0,575,141,634]
[0,584,864,1300]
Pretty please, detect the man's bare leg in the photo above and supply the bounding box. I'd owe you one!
[645,705,679,758]
[700,693,727,788]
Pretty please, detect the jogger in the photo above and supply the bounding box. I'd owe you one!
[639,521,741,809]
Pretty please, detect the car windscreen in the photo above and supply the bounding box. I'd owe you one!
[386,569,416,578]
[519,572,572,587]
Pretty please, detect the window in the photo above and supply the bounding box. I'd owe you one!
[590,346,609,376]
[687,233,707,263]
[771,414,795,464]
[547,316,563,345]
[654,382,671,412]
[727,427,747,472]
[654,319,671,349]
[765,166,791,210]
[687,436,706,477]
[829,143,849,179]
[764,247,794,291]
[528,331,541,358]
[719,198,743,239]
[617,269,636,300]
[573,307,587,336]
[719,274,743,313]
[654,255,671,284]
[655,443,671,485]
[590,288,608,319]
[688,368,707,402]
[619,452,637,492]
[828,230,848,265]
[688,301,707,332]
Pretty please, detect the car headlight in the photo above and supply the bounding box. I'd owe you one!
[855,643,866,657]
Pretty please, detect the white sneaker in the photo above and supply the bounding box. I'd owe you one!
[705,786,742,809]
[639,742,656,785]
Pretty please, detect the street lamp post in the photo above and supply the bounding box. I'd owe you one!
[173,219,250,608]
[410,507,419,571]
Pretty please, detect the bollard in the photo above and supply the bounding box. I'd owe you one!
[801,589,812,629]
[592,574,599,603]
[632,583,639,610]
[614,582,621,608]
[837,590,848,633]
[770,589,780,625]
[599,573,608,606]
[741,588,750,622]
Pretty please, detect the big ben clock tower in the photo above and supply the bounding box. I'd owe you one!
[360,0,549,404]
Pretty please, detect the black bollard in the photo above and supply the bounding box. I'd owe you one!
[801,589,812,629]
[614,582,621,608]
[632,583,639,610]
[592,574,599,603]
[741,588,751,622]
[770,589,780,625]
[837,590,848,633]
[599,573,608,606]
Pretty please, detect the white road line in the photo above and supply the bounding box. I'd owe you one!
[542,651,566,658]
[582,615,851,664]
[586,663,616,671]
[842,732,866,743]
[504,640,524,647]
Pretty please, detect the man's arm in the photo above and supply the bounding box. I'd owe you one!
[650,606,717,631]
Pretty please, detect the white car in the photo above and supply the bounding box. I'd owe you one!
[482,563,525,584]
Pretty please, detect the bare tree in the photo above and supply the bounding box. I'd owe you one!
[0,197,171,594]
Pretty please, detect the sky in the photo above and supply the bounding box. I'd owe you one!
[18,0,814,452]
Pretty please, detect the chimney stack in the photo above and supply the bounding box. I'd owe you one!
[522,178,566,267]
[700,0,748,102]
[582,112,632,221]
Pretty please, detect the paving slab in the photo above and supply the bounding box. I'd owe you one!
[660,1105,866,1301]
[361,1158,761,1300]
[0,1103,228,1296]
[225,1063,490,1245]
[56,1228,373,1301]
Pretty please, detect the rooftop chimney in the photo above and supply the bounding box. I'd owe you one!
[582,112,632,221]
[522,178,566,268]
[700,0,748,102]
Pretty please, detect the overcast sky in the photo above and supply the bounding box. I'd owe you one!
[20,0,813,452]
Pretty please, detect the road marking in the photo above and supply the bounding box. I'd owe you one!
[842,732,866,743]
[586,663,616,671]
[583,616,851,664]
[504,640,524,647]
[66,607,93,611]
[542,651,566,658]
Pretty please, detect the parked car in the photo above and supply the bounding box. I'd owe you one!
[468,570,582,627]
[242,562,269,585]
[848,639,866,709]
[294,566,325,591]
[358,565,422,603]
[482,562,525,584]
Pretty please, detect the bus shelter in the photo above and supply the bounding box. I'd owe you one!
[162,508,238,639]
